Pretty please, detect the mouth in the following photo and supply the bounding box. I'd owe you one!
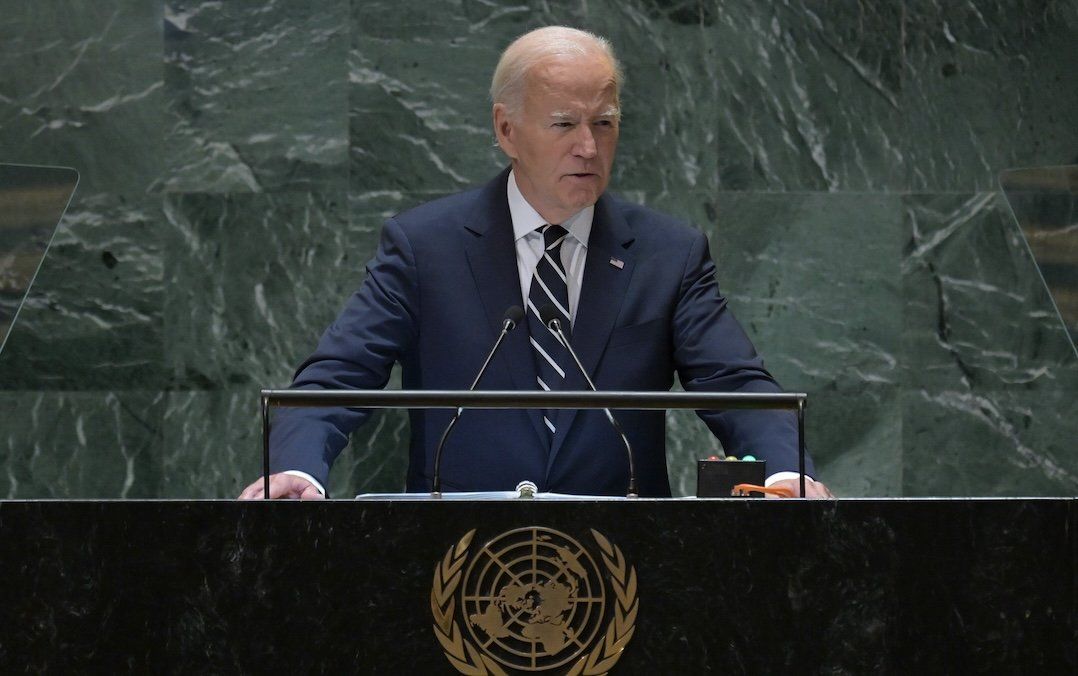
[565,172,599,180]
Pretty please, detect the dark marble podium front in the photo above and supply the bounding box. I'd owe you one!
[2,499,1074,673]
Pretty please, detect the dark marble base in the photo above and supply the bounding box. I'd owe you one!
[1,499,1073,673]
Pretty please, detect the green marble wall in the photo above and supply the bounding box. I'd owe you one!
[1,1,1075,498]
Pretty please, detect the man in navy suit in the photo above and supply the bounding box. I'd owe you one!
[240,26,831,500]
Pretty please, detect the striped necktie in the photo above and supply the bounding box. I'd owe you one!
[527,224,571,441]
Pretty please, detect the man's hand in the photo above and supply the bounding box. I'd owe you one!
[768,477,835,499]
[238,473,325,500]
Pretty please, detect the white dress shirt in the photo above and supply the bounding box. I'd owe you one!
[507,170,591,324]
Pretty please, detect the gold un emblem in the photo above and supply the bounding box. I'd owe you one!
[431,527,638,674]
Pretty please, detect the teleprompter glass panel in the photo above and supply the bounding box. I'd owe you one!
[0,164,79,355]
[999,165,1078,356]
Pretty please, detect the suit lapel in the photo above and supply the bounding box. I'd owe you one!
[462,170,548,447]
[547,194,637,475]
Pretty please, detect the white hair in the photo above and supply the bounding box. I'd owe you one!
[490,26,624,119]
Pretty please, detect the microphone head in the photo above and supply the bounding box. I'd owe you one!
[503,305,524,330]
[539,304,562,330]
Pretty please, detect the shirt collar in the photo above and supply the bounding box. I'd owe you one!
[507,170,593,247]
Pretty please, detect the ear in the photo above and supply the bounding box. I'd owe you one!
[493,103,517,159]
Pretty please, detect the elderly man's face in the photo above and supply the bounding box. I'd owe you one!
[494,54,619,224]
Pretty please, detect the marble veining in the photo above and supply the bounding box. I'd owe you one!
[0,500,1073,672]
[0,1,1075,498]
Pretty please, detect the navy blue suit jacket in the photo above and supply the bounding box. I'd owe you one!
[270,169,813,496]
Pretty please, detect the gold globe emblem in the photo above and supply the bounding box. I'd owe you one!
[432,527,638,675]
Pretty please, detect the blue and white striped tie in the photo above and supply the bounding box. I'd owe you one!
[527,224,571,441]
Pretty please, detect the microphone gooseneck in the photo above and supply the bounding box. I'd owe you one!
[539,305,638,498]
[431,306,523,497]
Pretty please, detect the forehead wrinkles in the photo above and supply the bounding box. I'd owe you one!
[528,78,618,116]
[526,56,616,97]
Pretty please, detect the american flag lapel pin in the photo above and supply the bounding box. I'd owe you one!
[609,257,624,269]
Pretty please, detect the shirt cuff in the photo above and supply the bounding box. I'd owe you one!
[282,470,326,496]
[765,471,815,487]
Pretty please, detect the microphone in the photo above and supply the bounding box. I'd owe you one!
[539,305,638,498]
[431,305,524,497]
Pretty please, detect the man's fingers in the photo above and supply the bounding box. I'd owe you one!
[236,474,319,500]
[238,478,265,500]
[802,479,835,499]
[238,473,320,500]
[767,478,836,499]
[267,474,304,499]
[299,484,326,500]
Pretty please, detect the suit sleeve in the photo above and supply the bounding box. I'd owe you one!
[269,216,420,488]
[672,231,813,476]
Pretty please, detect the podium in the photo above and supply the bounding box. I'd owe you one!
[259,388,812,498]
[2,498,1074,672]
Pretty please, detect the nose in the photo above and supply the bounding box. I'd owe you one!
[573,125,597,159]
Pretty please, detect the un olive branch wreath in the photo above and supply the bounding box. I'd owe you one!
[431,528,637,675]
[566,529,638,676]
[431,529,507,675]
